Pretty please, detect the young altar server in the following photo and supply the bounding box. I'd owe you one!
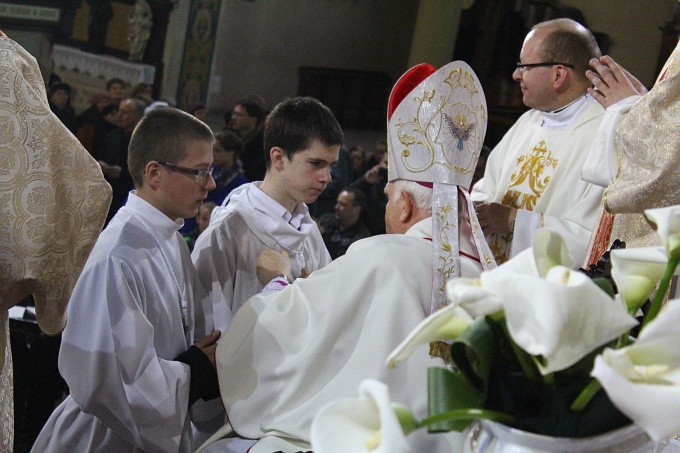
[32,108,221,453]
[191,96,344,332]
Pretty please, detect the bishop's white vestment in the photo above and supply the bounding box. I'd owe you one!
[32,193,204,453]
[472,95,605,266]
[203,218,482,452]
[191,182,331,333]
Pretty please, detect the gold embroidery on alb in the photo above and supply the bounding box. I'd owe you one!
[501,140,558,211]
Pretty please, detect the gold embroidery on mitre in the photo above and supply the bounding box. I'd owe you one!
[502,140,558,211]
[392,68,485,179]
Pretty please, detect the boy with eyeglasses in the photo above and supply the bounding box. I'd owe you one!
[33,109,222,452]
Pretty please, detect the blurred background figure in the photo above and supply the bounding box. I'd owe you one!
[349,151,388,235]
[48,82,78,134]
[231,97,266,182]
[318,188,371,259]
[366,139,387,168]
[77,91,111,154]
[101,97,145,225]
[106,77,125,106]
[188,102,208,122]
[132,82,153,105]
[349,144,367,181]
[183,201,217,252]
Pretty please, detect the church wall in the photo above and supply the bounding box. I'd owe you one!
[159,0,675,127]
[563,0,677,88]
[201,0,419,116]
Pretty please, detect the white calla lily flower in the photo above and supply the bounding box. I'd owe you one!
[592,300,680,441]
[445,278,503,317]
[310,379,413,453]
[645,206,680,259]
[447,264,637,375]
[486,266,637,374]
[610,247,668,312]
[386,301,473,369]
[532,228,574,277]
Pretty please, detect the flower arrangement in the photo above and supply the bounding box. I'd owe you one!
[311,205,680,452]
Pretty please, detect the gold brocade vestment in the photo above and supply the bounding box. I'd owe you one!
[588,39,680,263]
[0,35,111,451]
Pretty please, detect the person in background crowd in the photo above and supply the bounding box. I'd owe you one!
[132,82,154,105]
[188,102,208,122]
[106,77,125,106]
[349,144,368,181]
[77,91,111,153]
[101,97,145,225]
[184,201,217,252]
[48,82,78,134]
[231,97,266,182]
[318,188,371,259]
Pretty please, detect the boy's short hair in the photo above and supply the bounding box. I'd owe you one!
[263,96,344,167]
[128,108,214,188]
[215,130,245,155]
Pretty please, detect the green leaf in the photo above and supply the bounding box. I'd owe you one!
[591,277,615,298]
[427,367,484,432]
[450,316,496,393]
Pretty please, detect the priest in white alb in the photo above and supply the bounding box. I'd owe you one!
[471,18,605,266]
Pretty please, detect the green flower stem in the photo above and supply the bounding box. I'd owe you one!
[641,255,680,330]
[570,378,601,412]
[500,322,541,381]
[418,408,515,429]
[542,372,555,386]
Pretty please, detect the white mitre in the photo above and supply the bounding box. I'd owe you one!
[387,61,495,314]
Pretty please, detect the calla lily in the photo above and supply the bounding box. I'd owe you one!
[610,247,669,312]
[645,206,680,259]
[443,229,573,318]
[310,379,414,453]
[532,228,574,277]
[483,229,573,278]
[592,299,680,441]
[448,265,638,374]
[386,302,473,369]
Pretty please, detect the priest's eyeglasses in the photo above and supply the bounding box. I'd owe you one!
[515,62,575,74]
[159,162,214,183]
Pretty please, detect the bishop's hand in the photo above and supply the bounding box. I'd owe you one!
[256,249,292,285]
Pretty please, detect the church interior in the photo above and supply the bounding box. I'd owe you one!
[2,0,680,451]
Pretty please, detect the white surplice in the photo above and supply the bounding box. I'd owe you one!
[204,218,482,453]
[32,193,202,453]
[471,95,605,266]
[191,182,331,334]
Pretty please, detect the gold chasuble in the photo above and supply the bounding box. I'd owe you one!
[606,39,680,249]
[0,34,111,451]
